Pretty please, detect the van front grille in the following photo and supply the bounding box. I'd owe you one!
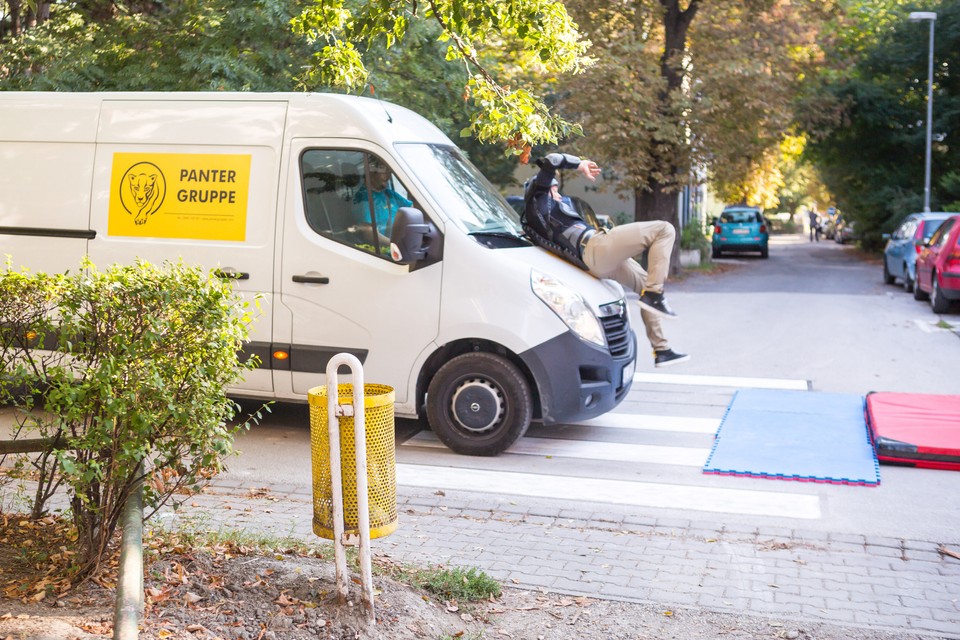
[600,304,630,359]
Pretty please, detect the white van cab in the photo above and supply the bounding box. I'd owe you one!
[0,92,636,456]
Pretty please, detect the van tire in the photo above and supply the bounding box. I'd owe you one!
[426,352,532,456]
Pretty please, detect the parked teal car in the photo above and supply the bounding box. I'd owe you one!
[712,206,769,259]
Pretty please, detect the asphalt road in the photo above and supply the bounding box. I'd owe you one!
[226,233,960,544]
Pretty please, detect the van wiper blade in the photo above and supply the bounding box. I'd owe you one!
[469,230,523,239]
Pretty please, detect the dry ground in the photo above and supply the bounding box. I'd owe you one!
[0,516,935,640]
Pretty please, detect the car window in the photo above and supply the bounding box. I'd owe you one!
[897,220,916,239]
[928,219,955,248]
[301,149,417,259]
[920,218,947,241]
[720,210,760,224]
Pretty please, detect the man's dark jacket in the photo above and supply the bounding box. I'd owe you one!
[522,153,596,270]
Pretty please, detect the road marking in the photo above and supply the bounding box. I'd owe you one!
[397,464,821,519]
[404,431,710,467]
[634,372,809,390]
[573,413,719,434]
[912,317,960,333]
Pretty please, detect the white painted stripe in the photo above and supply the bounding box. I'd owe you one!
[634,372,809,390]
[913,317,960,333]
[574,413,719,434]
[404,431,709,467]
[397,464,821,519]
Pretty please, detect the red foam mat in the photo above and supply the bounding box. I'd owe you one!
[866,392,960,470]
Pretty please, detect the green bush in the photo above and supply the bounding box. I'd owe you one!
[0,259,262,582]
[680,223,711,254]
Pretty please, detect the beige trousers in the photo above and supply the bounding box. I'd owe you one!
[582,220,675,352]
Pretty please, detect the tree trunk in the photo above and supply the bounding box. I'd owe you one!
[630,0,700,275]
[4,0,22,39]
[636,182,682,275]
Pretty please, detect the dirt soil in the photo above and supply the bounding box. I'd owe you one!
[1,544,936,640]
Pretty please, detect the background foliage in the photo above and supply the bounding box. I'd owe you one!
[1,0,956,246]
[0,0,516,181]
[800,0,959,248]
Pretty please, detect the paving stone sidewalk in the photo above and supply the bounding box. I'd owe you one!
[159,479,960,640]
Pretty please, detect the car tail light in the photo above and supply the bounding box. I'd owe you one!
[760,224,767,234]
[945,248,960,274]
[714,225,721,235]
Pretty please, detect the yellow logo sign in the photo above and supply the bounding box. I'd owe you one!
[109,153,251,241]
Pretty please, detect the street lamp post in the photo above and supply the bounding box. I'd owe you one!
[909,11,937,213]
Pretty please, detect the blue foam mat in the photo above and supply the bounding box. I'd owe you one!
[703,388,880,486]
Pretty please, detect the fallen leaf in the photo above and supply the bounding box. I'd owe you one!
[276,593,299,607]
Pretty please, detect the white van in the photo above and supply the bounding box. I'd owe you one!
[0,92,636,456]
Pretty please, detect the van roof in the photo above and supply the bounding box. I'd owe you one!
[0,91,452,148]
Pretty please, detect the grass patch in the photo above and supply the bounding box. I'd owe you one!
[145,519,330,559]
[376,559,501,602]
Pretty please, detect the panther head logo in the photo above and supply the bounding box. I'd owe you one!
[119,162,166,225]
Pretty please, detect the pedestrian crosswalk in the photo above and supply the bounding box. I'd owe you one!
[405,431,711,466]
[397,371,822,521]
[396,464,822,519]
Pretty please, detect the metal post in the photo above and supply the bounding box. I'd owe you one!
[325,353,375,624]
[113,482,144,640]
[923,18,935,213]
[909,11,937,213]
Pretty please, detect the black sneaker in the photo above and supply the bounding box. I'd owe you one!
[638,290,678,319]
[654,349,690,368]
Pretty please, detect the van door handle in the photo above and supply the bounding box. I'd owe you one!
[292,274,330,284]
[214,269,250,280]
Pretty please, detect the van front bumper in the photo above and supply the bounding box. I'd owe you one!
[519,328,636,425]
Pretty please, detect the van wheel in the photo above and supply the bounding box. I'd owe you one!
[426,352,532,456]
[914,278,928,301]
[712,247,721,259]
[931,272,950,314]
[760,246,769,259]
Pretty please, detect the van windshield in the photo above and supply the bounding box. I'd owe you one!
[395,143,523,237]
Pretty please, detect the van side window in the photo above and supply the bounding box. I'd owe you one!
[300,149,416,259]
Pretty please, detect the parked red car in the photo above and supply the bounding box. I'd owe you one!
[914,214,960,313]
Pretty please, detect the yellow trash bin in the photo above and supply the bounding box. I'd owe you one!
[308,383,398,540]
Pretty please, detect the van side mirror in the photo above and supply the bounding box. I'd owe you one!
[390,207,437,264]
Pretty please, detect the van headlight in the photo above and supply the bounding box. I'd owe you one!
[531,269,605,347]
